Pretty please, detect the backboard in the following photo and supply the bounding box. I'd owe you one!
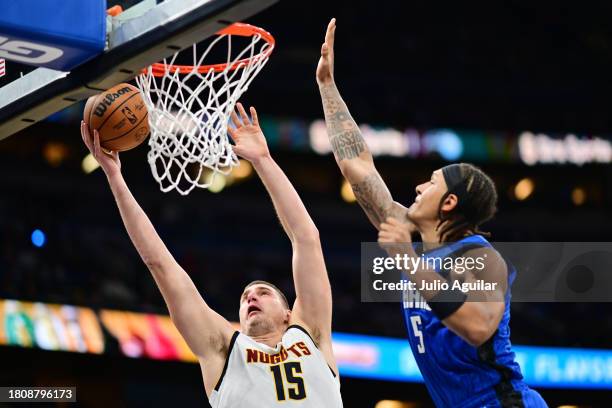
[0,0,278,140]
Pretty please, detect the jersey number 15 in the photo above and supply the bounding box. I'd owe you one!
[270,362,306,401]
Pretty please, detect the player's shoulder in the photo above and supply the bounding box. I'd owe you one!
[457,235,503,264]
[463,244,506,270]
[459,242,510,297]
[284,324,340,379]
[284,324,319,346]
[286,323,336,358]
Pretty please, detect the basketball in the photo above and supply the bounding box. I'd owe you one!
[86,83,150,152]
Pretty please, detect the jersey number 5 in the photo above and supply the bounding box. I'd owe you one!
[270,362,306,401]
[410,315,426,354]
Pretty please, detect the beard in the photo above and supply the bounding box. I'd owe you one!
[244,314,277,337]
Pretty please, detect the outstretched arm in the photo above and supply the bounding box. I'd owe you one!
[317,19,413,230]
[80,122,234,361]
[229,105,335,370]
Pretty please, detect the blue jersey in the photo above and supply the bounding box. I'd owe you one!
[401,235,548,408]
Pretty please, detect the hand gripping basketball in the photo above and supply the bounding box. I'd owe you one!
[316,18,336,85]
[81,121,121,176]
[84,83,150,152]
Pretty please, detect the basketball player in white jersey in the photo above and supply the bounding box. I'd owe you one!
[80,103,343,407]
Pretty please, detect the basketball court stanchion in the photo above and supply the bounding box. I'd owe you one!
[0,0,278,140]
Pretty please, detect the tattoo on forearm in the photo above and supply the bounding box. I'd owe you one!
[330,130,365,160]
[351,173,394,224]
[328,111,351,133]
[320,84,367,161]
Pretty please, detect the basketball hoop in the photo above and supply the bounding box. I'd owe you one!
[136,23,275,195]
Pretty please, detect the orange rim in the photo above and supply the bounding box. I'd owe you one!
[106,5,123,16]
[145,23,275,77]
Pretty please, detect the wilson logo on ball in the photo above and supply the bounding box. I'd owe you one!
[93,87,134,117]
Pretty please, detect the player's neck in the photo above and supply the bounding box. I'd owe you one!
[249,327,286,347]
[419,218,467,248]
[419,224,474,250]
[418,225,442,248]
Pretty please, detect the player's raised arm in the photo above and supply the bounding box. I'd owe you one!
[80,122,234,361]
[228,104,336,371]
[316,18,412,230]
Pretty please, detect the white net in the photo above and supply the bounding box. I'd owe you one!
[136,24,273,195]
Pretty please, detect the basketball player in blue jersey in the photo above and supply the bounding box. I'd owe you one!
[317,19,547,408]
[80,103,343,407]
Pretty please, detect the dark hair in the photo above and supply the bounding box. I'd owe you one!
[437,163,497,242]
[243,280,290,309]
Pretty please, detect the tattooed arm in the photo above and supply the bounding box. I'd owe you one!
[316,19,412,229]
[321,84,410,228]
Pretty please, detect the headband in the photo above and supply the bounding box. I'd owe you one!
[441,164,468,209]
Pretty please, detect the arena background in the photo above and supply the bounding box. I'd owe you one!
[1,1,612,407]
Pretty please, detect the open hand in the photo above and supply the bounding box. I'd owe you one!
[228,103,270,164]
[81,121,121,176]
[316,18,336,86]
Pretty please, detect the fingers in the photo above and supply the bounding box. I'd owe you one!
[236,102,250,125]
[80,121,87,143]
[81,121,92,150]
[321,19,336,57]
[378,230,402,240]
[83,122,114,158]
[382,217,409,235]
[103,147,116,158]
[378,227,396,240]
[378,225,408,243]
[385,217,401,226]
[378,231,394,242]
[231,103,258,128]
[325,18,336,49]
[227,124,236,140]
[230,110,242,128]
[380,220,396,232]
[250,106,259,126]
[93,130,101,158]
[320,18,335,57]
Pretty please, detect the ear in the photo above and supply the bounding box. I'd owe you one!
[284,309,291,324]
[441,193,459,213]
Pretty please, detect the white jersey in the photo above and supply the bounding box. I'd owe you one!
[209,325,343,408]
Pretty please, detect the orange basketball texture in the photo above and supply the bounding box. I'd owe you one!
[87,83,150,152]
